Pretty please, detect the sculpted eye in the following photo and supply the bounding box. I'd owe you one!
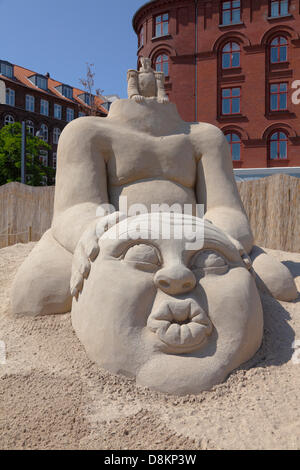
[191,250,228,275]
[123,244,161,272]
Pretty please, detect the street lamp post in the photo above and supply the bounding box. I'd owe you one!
[21,121,26,185]
[21,124,45,185]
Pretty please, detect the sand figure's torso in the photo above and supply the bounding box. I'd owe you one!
[137,71,157,98]
[105,124,197,210]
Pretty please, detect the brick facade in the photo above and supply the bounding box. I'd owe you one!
[133,0,300,168]
[0,64,107,171]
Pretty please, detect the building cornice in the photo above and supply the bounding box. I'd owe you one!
[133,0,191,33]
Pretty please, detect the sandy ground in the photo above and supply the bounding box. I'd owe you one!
[0,243,299,450]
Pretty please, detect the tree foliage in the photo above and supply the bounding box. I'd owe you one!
[0,122,55,186]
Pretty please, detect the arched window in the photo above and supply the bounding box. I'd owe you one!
[225,132,241,161]
[269,131,288,159]
[155,54,169,76]
[270,36,288,63]
[53,127,61,144]
[4,114,14,125]
[39,124,48,142]
[222,42,240,69]
[138,25,144,48]
[26,120,34,135]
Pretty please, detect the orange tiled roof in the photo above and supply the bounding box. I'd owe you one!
[1,63,108,115]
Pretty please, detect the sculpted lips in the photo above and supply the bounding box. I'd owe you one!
[147,299,213,351]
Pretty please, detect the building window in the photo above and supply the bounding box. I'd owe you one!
[226,132,241,160]
[222,87,241,114]
[270,83,288,111]
[270,0,289,17]
[25,94,35,112]
[52,152,57,169]
[39,124,48,142]
[139,25,144,48]
[63,85,73,100]
[270,36,288,63]
[269,131,288,159]
[155,54,169,76]
[40,99,49,116]
[29,74,48,91]
[26,120,34,135]
[78,93,93,106]
[222,42,240,69]
[56,84,73,100]
[0,61,13,78]
[78,111,86,117]
[155,13,169,37]
[66,108,74,122]
[221,1,241,25]
[37,76,47,90]
[6,88,15,106]
[54,104,62,120]
[53,127,61,144]
[39,150,48,166]
[4,114,14,125]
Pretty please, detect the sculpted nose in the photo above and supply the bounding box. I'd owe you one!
[154,265,196,295]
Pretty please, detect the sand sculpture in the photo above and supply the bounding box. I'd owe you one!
[11,59,297,395]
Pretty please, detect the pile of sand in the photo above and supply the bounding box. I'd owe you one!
[0,243,299,450]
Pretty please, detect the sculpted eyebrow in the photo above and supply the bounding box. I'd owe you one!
[106,239,161,258]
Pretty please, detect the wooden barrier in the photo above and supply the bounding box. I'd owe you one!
[0,182,54,249]
[237,174,299,253]
[0,175,299,252]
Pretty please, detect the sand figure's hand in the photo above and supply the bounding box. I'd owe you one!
[132,94,146,103]
[70,211,126,298]
[157,96,169,104]
[226,234,252,270]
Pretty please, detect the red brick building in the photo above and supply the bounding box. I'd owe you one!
[0,62,108,170]
[133,0,300,168]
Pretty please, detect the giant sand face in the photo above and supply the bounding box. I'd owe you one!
[71,214,263,395]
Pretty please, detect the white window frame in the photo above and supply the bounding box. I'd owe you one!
[26,120,34,135]
[36,76,47,90]
[6,88,15,106]
[39,124,48,142]
[40,99,49,116]
[53,127,61,144]
[66,107,74,122]
[25,94,35,112]
[4,114,14,125]
[0,62,13,78]
[54,103,62,120]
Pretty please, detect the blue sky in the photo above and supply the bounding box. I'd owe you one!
[0,0,146,98]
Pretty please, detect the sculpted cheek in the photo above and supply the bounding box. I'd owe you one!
[198,267,257,335]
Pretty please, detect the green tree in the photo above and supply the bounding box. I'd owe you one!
[0,122,55,186]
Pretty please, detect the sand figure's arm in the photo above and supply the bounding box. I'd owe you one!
[52,116,111,254]
[154,72,169,104]
[127,70,145,103]
[70,211,127,298]
[250,246,297,301]
[193,123,254,254]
